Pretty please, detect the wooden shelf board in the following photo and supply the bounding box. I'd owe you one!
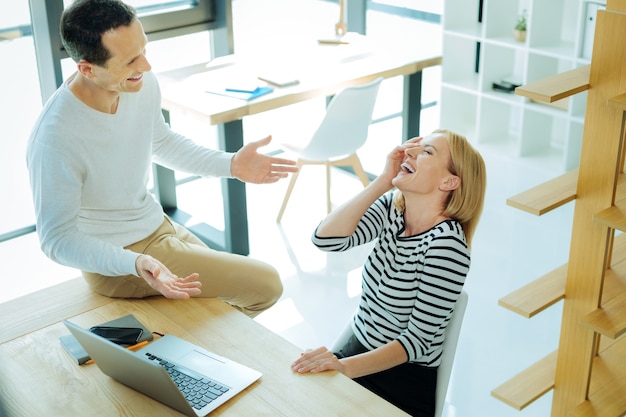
[580,257,626,338]
[608,93,626,112]
[569,335,626,417]
[515,66,591,103]
[592,171,626,230]
[507,169,578,216]
[594,198,626,232]
[498,265,567,318]
[593,172,626,229]
[581,291,626,339]
[491,351,557,410]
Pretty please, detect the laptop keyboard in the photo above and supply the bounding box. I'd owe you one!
[145,353,230,410]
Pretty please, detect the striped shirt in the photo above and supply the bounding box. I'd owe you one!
[312,192,469,367]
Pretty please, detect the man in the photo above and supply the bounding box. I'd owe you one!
[26,0,297,317]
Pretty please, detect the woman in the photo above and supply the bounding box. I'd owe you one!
[291,129,486,416]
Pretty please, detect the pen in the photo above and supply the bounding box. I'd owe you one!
[85,340,149,365]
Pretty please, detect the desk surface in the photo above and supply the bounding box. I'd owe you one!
[0,297,408,416]
[157,35,442,125]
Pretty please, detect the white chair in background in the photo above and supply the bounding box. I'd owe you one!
[276,77,383,222]
[331,290,469,417]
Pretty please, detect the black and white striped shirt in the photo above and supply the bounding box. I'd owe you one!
[312,192,469,367]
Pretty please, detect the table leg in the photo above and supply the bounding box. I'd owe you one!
[217,120,249,256]
[402,70,423,141]
[153,111,250,256]
[346,0,367,35]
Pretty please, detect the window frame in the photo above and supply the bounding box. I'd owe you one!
[134,0,219,40]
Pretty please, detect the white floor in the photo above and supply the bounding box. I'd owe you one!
[0,1,576,416]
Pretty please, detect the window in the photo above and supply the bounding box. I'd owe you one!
[62,0,218,40]
[131,0,217,39]
[0,0,227,243]
[58,0,218,44]
[0,0,41,239]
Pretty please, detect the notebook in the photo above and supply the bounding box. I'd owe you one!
[64,320,261,417]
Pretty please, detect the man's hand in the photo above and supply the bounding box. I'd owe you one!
[231,135,298,184]
[135,254,202,299]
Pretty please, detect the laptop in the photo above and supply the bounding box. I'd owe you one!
[63,320,262,417]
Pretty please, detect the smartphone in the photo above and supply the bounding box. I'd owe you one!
[89,326,143,345]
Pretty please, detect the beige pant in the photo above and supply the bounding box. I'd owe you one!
[82,217,283,318]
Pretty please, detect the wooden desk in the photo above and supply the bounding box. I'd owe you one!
[155,37,441,255]
[0,297,409,416]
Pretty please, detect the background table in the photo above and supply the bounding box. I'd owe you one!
[155,37,441,255]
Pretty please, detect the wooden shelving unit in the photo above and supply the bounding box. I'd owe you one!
[491,1,626,415]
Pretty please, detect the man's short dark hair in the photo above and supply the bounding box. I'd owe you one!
[60,0,137,67]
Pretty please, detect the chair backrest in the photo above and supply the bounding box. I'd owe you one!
[298,77,383,161]
[435,290,469,417]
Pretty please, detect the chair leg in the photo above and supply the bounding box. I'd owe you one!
[348,153,370,187]
[276,160,303,222]
[325,161,332,214]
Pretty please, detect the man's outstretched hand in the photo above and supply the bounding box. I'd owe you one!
[135,254,202,299]
[231,135,298,184]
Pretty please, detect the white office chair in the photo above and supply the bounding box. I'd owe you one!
[435,290,468,417]
[331,290,468,417]
[276,77,383,222]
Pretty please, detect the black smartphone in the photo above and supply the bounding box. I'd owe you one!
[89,326,143,345]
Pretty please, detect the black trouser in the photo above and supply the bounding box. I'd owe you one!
[335,334,437,417]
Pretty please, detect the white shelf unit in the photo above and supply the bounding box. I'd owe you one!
[440,0,604,172]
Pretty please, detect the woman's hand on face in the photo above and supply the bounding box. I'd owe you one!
[291,347,344,374]
[379,136,423,184]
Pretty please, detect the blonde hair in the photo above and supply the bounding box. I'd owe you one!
[394,129,486,248]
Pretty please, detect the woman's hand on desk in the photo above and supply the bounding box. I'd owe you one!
[291,347,345,375]
[231,135,298,184]
[135,254,202,299]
